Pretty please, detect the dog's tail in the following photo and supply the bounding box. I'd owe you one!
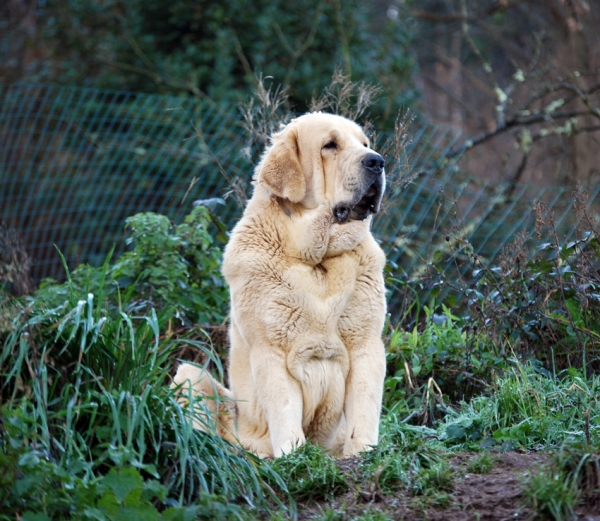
[171,363,238,445]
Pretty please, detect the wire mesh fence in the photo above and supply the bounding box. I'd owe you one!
[1,83,599,297]
[1,84,247,282]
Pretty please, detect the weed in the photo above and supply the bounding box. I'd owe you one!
[268,443,348,503]
[412,460,454,495]
[467,453,496,474]
[0,414,253,520]
[441,364,600,451]
[383,302,504,434]
[359,417,443,494]
[522,467,578,521]
[35,205,229,328]
[549,442,600,507]
[467,197,600,376]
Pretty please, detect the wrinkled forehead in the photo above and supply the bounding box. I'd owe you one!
[291,113,368,145]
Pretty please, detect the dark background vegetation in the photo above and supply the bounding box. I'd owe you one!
[2,0,600,185]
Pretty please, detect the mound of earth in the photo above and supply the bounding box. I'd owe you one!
[296,452,553,520]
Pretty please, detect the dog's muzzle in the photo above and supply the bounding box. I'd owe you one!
[333,152,385,224]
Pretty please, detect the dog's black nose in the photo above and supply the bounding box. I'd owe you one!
[361,153,385,175]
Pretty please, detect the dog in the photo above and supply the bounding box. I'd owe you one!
[173,112,387,458]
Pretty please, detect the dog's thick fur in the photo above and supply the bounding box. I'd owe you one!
[173,113,387,458]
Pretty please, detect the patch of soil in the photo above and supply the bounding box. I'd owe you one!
[425,452,546,521]
[296,452,550,521]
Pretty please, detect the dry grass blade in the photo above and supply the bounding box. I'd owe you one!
[239,74,292,164]
[310,68,382,122]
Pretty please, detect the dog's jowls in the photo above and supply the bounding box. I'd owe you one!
[173,113,387,458]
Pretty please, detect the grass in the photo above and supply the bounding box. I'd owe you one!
[522,468,579,521]
[412,461,455,495]
[4,277,600,519]
[0,275,289,520]
[5,283,598,518]
[268,443,348,503]
[467,453,496,474]
[2,197,600,520]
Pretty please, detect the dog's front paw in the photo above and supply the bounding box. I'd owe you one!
[273,434,307,458]
[258,453,273,460]
[327,219,369,257]
[343,437,375,457]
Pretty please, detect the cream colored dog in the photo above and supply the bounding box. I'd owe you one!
[173,112,387,458]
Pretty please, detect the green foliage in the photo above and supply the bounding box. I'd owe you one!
[384,303,506,422]
[0,269,288,519]
[37,0,415,128]
[0,435,247,521]
[268,443,348,502]
[467,453,496,474]
[410,459,454,510]
[465,224,600,375]
[117,206,228,325]
[412,460,454,495]
[36,205,228,326]
[522,468,578,521]
[441,366,600,450]
[359,417,443,494]
[381,200,600,452]
[522,442,600,519]
[524,440,600,519]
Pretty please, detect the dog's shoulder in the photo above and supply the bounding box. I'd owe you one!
[222,197,287,276]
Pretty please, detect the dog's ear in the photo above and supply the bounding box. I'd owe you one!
[256,127,306,203]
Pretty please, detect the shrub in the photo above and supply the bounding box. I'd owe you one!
[35,205,228,328]
[383,302,506,425]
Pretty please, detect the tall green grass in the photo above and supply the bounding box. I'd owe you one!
[440,365,600,450]
[0,266,289,519]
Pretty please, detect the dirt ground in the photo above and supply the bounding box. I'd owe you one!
[295,452,600,520]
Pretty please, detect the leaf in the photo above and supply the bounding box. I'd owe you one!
[588,235,600,257]
[162,506,201,521]
[114,506,161,521]
[101,468,143,504]
[142,479,167,502]
[22,514,52,521]
[446,423,466,441]
[480,436,497,449]
[82,508,109,521]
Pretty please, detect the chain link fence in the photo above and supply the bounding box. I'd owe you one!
[2,84,599,296]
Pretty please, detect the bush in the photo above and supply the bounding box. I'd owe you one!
[36,205,228,327]
[36,0,415,129]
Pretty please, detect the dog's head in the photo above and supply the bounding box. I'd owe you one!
[255,113,385,224]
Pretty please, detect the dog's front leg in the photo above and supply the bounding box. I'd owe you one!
[251,347,305,457]
[343,340,386,456]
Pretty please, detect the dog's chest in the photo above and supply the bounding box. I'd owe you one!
[285,254,358,309]
[272,255,359,348]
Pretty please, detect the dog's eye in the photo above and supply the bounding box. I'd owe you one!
[363,143,368,148]
[323,141,338,150]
